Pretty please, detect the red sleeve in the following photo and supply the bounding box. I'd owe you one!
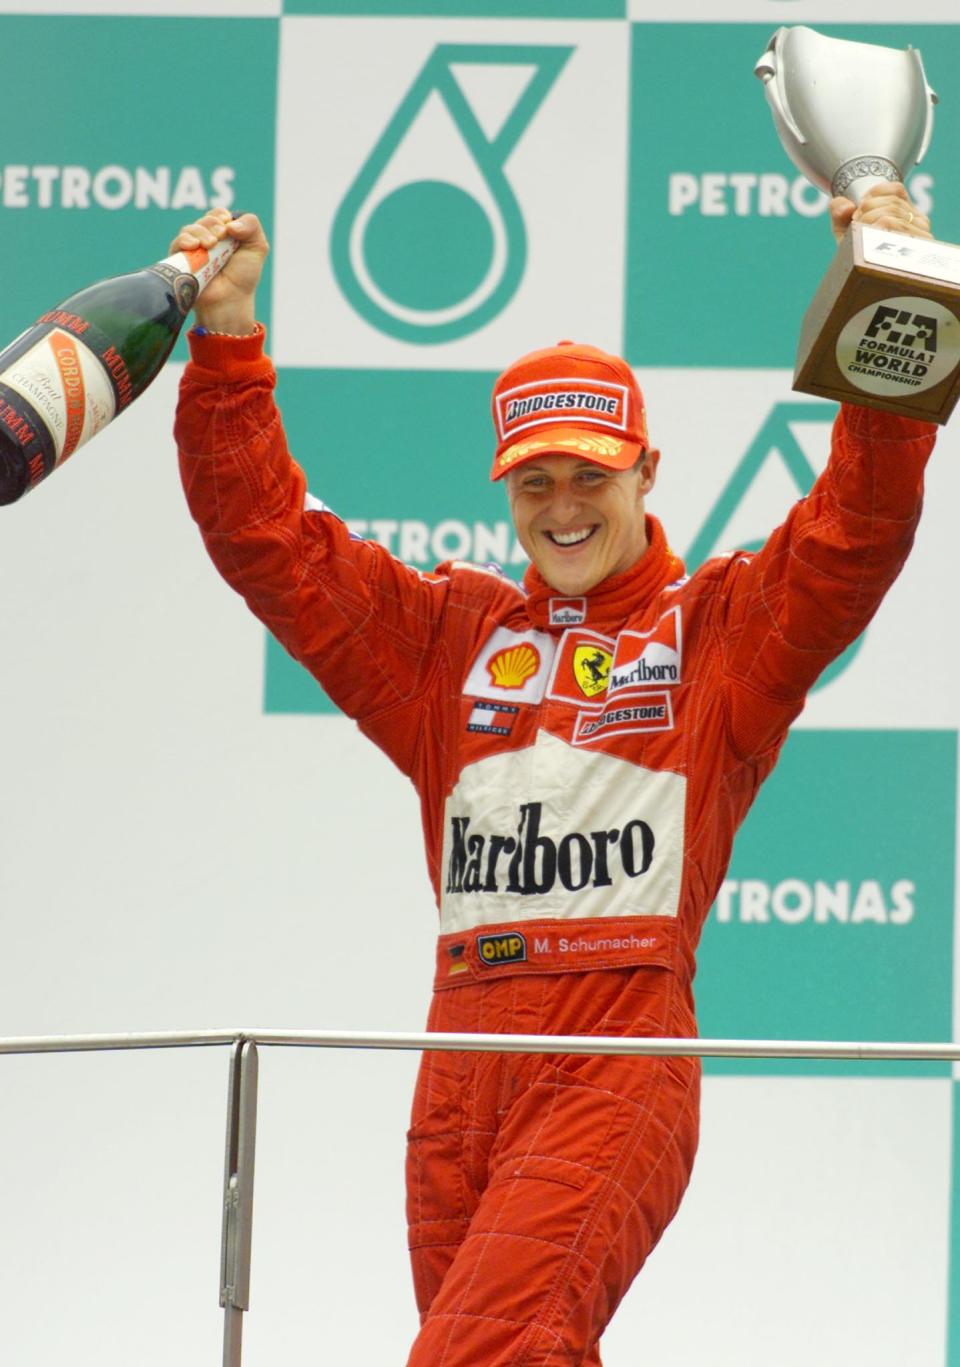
[715,403,937,760]
[174,326,454,776]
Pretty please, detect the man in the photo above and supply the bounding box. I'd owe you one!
[173,183,936,1366]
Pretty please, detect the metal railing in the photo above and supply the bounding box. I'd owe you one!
[4,1026,959,1365]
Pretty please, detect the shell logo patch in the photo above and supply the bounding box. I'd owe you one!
[464,627,555,705]
[487,643,540,690]
[573,644,611,699]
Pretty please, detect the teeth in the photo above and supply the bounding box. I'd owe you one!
[550,527,593,547]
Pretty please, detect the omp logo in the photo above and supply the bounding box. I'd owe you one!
[0,164,234,211]
[477,932,527,966]
[330,44,572,344]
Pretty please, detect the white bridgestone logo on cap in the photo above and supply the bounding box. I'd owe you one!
[505,391,619,422]
[497,376,630,440]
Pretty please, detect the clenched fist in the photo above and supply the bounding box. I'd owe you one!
[829,181,932,246]
[169,208,270,336]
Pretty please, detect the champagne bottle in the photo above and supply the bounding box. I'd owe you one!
[0,236,237,505]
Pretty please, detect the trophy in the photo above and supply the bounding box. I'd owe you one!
[756,26,960,424]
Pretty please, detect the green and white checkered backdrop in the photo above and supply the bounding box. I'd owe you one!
[2,2,958,1363]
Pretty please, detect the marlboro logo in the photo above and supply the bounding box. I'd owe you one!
[609,608,682,693]
[549,597,586,625]
[446,801,656,897]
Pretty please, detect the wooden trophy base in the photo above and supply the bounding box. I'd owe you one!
[794,222,960,424]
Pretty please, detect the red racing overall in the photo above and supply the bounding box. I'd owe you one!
[175,327,935,1365]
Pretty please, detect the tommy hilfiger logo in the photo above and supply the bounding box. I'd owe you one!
[467,700,520,736]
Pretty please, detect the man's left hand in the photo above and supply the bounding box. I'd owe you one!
[829,181,932,245]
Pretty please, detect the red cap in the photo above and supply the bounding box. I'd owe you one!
[490,341,648,481]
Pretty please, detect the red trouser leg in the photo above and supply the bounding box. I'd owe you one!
[405,967,701,1367]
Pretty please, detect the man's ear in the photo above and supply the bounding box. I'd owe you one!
[637,447,660,497]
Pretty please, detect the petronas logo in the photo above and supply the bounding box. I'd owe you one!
[330,44,573,344]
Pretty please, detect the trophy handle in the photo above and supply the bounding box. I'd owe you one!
[910,46,938,166]
[754,33,809,145]
[755,32,806,147]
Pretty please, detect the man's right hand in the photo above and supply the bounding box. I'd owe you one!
[170,208,269,336]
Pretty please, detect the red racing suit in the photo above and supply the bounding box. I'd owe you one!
[175,328,936,1366]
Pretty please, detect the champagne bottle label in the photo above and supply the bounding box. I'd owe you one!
[33,306,135,409]
[1,327,116,468]
[0,385,55,492]
[0,231,237,502]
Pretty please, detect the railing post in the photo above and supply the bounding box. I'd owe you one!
[220,1038,258,1367]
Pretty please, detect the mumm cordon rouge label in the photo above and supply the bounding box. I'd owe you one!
[0,309,133,488]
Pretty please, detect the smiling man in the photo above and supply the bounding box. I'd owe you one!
[174,182,937,1366]
[493,342,658,598]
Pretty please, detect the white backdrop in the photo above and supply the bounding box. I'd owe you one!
[3,0,960,1362]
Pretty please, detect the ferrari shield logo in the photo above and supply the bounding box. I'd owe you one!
[573,645,611,699]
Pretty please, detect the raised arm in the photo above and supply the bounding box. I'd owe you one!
[718,182,937,760]
[172,212,456,774]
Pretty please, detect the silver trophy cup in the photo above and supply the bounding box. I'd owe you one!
[755,25,936,203]
[755,25,960,424]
